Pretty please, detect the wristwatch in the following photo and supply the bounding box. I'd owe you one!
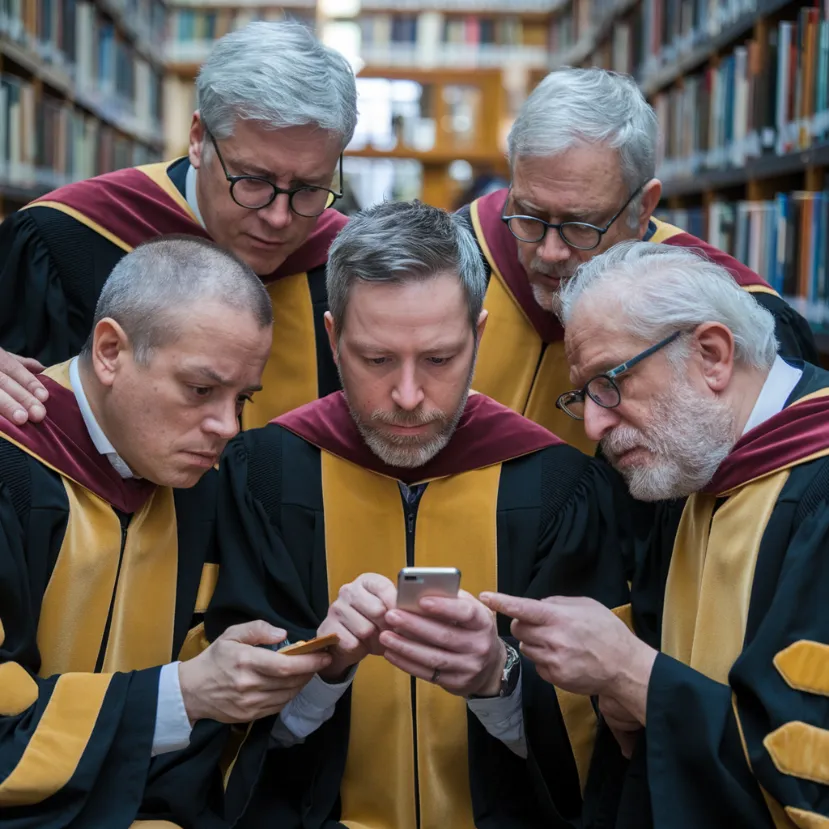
[470,641,521,699]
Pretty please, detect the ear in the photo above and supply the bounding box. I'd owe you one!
[188,112,205,170]
[637,179,662,238]
[91,319,131,389]
[475,309,488,345]
[692,322,735,393]
[323,311,339,365]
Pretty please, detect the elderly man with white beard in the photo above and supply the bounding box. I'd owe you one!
[482,241,829,829]
[456,67,815,455]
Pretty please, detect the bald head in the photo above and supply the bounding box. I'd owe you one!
[81,234,273,363]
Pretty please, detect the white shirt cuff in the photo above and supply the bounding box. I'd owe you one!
[271,667,357,748]
[466,665,527,759]
[152,662,193,757]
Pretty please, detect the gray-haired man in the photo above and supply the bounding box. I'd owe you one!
[457,67,816,454]
[205,200,635,829]
[0,21,357,431]
[0,236,331,827]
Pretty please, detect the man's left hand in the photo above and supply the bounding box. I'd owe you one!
[379,590,506,698]
[480,592,657,725]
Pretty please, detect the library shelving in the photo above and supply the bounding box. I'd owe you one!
[543,0,829,348]
[0,0,166,217]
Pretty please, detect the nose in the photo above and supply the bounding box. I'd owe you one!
[537,228,572,264]
[582,396,621,443]
[391,362,425,411]
[257,192,292,230]
[203,401,241,441]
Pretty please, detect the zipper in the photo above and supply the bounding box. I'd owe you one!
[95,511,131,672]
[400,483,426,829]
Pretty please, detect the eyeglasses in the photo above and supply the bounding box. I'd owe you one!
[556,331,682,421]
[501,183,646,251]
[205,124,343,217]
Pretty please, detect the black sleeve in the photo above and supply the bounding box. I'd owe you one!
[0,208,123,362]
[0,480,163,827]
[754,291,819,363]
[644,502,829,827]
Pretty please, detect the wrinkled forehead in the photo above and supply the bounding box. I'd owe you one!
[564,303,636,383]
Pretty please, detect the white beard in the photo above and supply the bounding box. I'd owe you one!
[601,374,737,501]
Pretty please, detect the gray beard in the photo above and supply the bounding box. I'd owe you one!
[601,374,737,501]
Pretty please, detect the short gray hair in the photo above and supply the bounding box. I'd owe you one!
[197,21,358,150]
[559,241,777,371]
[327,201,487,335]
[508,67,658,193]
[81,235,273,364]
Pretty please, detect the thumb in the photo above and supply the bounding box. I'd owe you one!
[222,619,287,646]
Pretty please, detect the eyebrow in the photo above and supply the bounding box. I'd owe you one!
[513,197,597,223]
[225,155,329,187]
[188,366,263,393]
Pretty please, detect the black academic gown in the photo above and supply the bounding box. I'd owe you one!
[0,362,228,828]
[0,158,344,428]
[588,362,829,828]
[206,392,635,829]
[455,194,816,455]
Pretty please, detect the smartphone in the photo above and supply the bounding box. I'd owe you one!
[279,633,340,655]
[397,567,461,612]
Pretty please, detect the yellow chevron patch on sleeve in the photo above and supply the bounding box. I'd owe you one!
[774,641,829,697]
[785,806,829,828]
[764,721,829,786]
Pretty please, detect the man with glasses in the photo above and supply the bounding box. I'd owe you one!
[458,67,815,453]
[483,241,829,828]
[0,21,356,430]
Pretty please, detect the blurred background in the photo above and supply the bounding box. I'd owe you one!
[1,0,828,341]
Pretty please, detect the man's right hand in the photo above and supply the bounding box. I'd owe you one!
[178,620,332,724]
[317,573,398,682]
[0,349,48,424]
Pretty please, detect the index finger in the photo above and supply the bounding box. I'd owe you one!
[479,592,556,626]
[0,359,47,424]
[360,573,398,608]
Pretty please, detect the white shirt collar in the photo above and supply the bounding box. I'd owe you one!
[741,356,803,437]
[185,163,206,229]
[69,357,137,479]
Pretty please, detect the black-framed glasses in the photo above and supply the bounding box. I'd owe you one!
[205,125,343,217]
[556,331,682,421]
[502,183,646,250]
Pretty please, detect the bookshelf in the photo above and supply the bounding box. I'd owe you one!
[321,3,559,210]
[541,0,829,346]
[0,0,166,218]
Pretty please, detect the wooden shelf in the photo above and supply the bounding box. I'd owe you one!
[0,37,164,150]
[660,142,829,199]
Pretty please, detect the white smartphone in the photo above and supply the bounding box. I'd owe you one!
[397,567,461,612]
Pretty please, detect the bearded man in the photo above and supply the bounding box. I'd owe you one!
[204,201,637,829]
[483,241,829,828]
[458,67,816,453]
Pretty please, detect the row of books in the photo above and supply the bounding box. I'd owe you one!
[657,191,829,324]
[358,11,550,66]
[0,73,157,195]
[0,1,163,141]
[168,7,314,43]
[358,12,550,46]
[358,0,564,9]
[655,10,829,181]
[1,0,165,64]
